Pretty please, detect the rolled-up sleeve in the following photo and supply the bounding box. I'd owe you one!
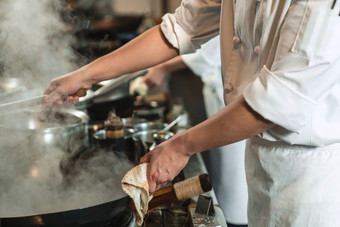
[161,0,221,55]
[243,1,340,132]
[243,2,340,132]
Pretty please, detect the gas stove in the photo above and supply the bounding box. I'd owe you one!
[117,199,227,227]
[113,160,227,227]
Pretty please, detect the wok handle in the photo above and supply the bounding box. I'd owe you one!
[74,89,87,97]
[145,173,212,213]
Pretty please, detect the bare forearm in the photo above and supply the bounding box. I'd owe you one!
[155,56,188,73]
[175,96,274,155]
[83,25,179,84]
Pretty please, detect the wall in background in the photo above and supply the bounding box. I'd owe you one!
[111,0,181,17]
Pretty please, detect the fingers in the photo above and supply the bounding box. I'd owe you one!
[146,159,171,194]
[44,91,81,106]
[44,81,57,95]
[141,142,187,195]
[148,172,169,194]
[149,182,162,195]
[44,89,65,104]
[44,73,87,105]
[140,153,151,164]
[147,166,163,195]
[142,77,154,89]
[142,153,161,195]
[44,81,84,106]
[61,96,79,106]
[148,177,157,195]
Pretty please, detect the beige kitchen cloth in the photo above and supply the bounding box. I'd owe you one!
[121,163,152,226]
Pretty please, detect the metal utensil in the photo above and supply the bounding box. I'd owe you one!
[78,70,148,104]
[0,95,46,110]
[162,115,183,132]
[149,115,182,150]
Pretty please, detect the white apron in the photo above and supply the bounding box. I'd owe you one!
[246,137,340,226]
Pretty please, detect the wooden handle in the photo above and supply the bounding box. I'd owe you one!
[173,173,212,200]
[74,88,87,97]
[89,124,105,133]
[130,174,212,213]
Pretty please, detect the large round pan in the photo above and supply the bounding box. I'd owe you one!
[0,195,131,227]
[0,136,146,227]
[0,172,212,227]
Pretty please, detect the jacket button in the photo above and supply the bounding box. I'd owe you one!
[233,36,241,49]
[254,45,261,55]
[224,83,233,93]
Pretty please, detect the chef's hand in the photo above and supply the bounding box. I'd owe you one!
[140,136,191,194]
[44,69,92,105]
[142,66,167,89]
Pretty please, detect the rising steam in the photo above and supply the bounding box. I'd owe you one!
[0,0,82,89]
[0,0,134,218]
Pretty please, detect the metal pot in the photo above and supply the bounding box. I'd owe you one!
[132,129,158,146]
[0,107,89,157]
[134,105,166,121]
[132,121,166,132]
[131,122,167,149]
[121,117,147,128]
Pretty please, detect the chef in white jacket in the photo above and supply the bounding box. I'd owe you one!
[45,0,340,226]
[142,36,248,226]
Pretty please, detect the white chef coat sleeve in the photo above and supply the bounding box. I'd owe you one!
[161,0,221,55]
[243,2,340,132]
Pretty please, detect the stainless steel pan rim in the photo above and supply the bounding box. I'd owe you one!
[0,107,89,131]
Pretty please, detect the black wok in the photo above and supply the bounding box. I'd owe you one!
[0,196,132,227]
[0,136,146,227]
[0,167,211,227]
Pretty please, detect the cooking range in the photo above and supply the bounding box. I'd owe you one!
[0,83,226,227]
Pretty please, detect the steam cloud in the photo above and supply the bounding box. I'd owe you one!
[0,139,134,217]
[0,0,135,218]
[0,0,82,90]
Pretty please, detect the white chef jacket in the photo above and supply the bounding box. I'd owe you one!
[161,0,340,226]
[182,36,248,224]
[161,0,340,147]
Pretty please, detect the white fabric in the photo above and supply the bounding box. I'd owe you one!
[202,142,248,225]
[161,0,340,226]
[182,37,248,224]
[181,36,224,108]
[246,137,340,227]
[121,163,152,226]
